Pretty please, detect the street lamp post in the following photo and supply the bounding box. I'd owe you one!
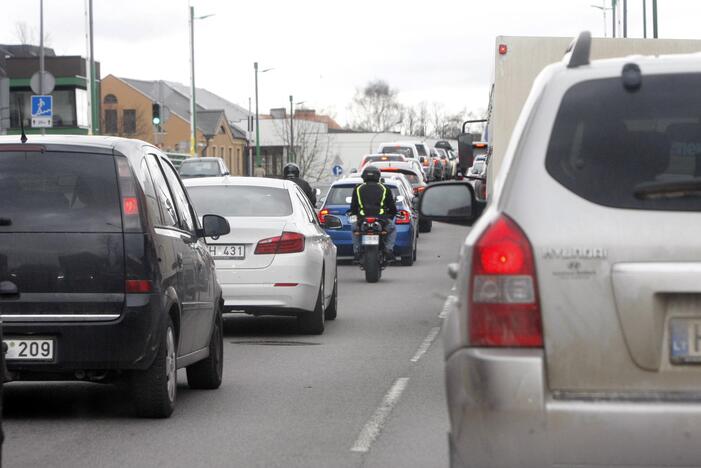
[289,95,293,164]
[188,6,214,157]
[652,0,658,38]
[253,63,273,172]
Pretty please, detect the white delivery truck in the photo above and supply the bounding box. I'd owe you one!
[484,34,701,190]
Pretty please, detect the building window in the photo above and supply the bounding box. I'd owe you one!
[103,94,118,104]
[105,109,118,134]
[123,109,136,134]
[219,146,224,157]
[237,148,242,175]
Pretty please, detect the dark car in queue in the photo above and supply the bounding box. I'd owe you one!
[0,135,230,418]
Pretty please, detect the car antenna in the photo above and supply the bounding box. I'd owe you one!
[17,95,28,143]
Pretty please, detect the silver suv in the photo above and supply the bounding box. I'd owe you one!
[421,32,701,467]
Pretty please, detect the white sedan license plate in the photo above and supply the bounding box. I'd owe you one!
[209,244,245,259]
[4,338,55,361]
[670,319,701,363]
[361,235,380,245]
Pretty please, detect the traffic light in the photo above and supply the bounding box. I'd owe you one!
[152,103,161,126]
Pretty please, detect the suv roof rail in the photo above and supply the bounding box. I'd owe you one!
[564,31,591,69]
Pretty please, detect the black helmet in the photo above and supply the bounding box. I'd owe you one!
[361,165,381,183]
[283,163,300,179]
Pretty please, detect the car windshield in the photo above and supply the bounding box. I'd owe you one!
[379,146,413,158]
[179,161,220,177]
[187,185,292,216]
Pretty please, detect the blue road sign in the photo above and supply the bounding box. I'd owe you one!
[332,165,343,176]
[31,95,53,117]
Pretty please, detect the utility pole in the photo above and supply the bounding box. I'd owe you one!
[254,62,260,170]
[248,97,253,175]
[88,0,97,134]
[289,95,294,164]
[612,0,617,37]
[643,0,647,38]
[623,0,627,37]
[652,0,658,38]
[39,0,45,135]
[189,6,197,156]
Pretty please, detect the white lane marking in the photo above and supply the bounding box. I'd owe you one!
[350,377,410,453]
[410,327,441,363]
[438,300,451,319]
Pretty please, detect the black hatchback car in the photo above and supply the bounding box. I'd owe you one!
[0,135,230,418]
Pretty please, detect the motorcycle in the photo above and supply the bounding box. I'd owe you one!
[350,215,388,283]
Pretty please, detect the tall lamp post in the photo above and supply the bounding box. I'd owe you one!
[289,96,304,164]
[188,5,214,156]
[591,2,613,37]
[254,63,274,171]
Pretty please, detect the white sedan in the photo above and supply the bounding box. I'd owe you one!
[184,176,337,334]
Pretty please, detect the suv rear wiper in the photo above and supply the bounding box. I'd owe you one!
[634,178,701,200]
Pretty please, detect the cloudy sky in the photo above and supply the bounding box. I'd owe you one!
[2,0,700,125]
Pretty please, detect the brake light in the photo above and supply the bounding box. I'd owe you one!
[318,209,329,224]
[395,210,411,224]
[254,232,305,254]
[365,217,377,223]
[498,44,508,55]
[413,186,425,195]
[422,160,429,167]
[123,197,139,215]
[469,215,542,347]
[126,279,153,293]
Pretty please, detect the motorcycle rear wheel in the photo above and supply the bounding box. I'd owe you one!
[364,246,381,283]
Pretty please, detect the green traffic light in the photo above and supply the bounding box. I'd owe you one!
[152,117,161,125]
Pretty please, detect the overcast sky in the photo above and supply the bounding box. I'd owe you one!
[2,0,700,125]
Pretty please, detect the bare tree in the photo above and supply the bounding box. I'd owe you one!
[14,21,52,46]
[274,119,338,183]
[349,80,403,132]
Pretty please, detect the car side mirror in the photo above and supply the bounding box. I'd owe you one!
[457,133,474,169]
[324,215,342,229]
[201,214,230,238]
[419,182,484,226]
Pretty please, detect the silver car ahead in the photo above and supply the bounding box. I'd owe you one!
[421,34,701,467]
[185,176,338,335]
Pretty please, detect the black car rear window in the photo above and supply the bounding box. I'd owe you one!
[179,160,220,177]
[187,185,292,217]
[545,74,701,211]
[0,151,121,232]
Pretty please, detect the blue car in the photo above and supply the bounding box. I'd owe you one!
[319,177,418,266]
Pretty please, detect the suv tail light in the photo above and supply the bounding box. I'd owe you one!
[254,232,305,255]
[468,215,542,347]
[318,209,329,224]
[126,279,153,293]
[395,210,411,224]
[116,157,144,232]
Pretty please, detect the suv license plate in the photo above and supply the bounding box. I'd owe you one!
[362,235,380,245]
[209,244,245,259]
[670,319,701,364]
[4,338,55,361]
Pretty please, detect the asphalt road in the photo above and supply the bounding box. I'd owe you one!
[3,221,469,468]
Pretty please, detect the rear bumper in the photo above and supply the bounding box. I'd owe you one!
[4,294,162,376]
[446,347,701,467]
[217,260,319,313]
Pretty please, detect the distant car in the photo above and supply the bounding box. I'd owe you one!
[431,147,449,180]
[468,155,486,177]
[369,161,432,233]
[319,177,418,266]
[377,141,437,182]
[359,153,406,169]
[178,157,230,179]
[0,135,231,418]
[185,176,338,334]
[435,147,457,179]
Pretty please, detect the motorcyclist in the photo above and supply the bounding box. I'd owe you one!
[283,162,316,206]
[349,165,398,261]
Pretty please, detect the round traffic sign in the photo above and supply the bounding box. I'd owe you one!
[30,71,55,95]
[332,165,343,176]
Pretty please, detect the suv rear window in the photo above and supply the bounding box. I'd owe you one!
[0,151,121,232]
[187,185,292,217]
[380,146,413,159]
[179,160,220,177]
[545,74,701,211]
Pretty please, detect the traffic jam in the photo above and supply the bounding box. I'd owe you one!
[3,1,701,467]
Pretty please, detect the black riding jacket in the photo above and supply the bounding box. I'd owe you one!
[290,177,316,206]
[349,182,397,219]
